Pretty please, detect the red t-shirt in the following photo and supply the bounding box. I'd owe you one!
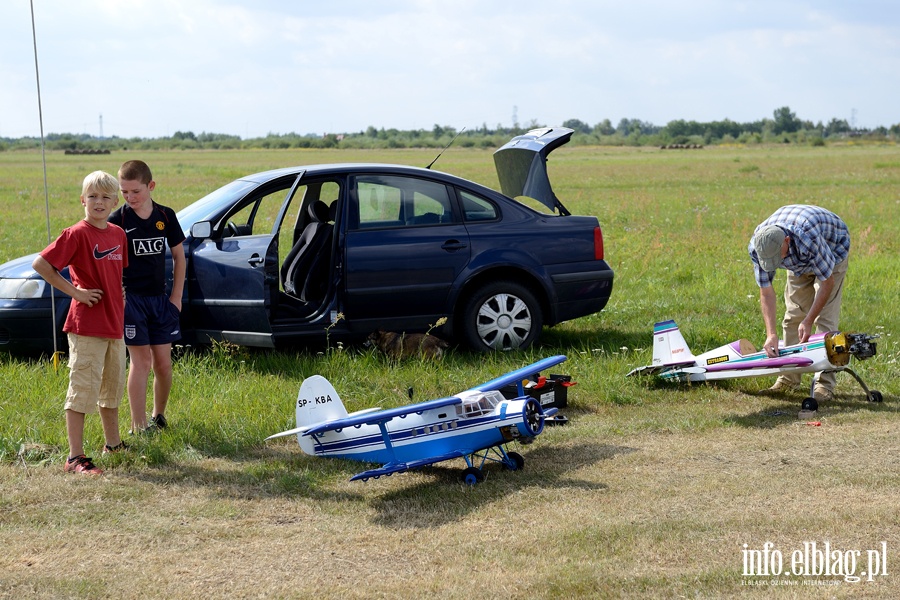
[40,220,128,339]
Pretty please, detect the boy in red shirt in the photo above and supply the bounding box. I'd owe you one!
[33,171,128,474]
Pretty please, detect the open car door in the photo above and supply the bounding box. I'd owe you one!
[186,176,301,348]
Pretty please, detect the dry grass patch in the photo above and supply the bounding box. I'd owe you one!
[2,395,897,599]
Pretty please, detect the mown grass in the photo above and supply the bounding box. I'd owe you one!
[1,143,899,598]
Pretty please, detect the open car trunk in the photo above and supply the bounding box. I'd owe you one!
[492,127,574,216]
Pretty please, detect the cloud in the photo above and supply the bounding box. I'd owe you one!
[1,0,897,138]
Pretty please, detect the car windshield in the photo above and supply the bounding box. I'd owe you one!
[176,179,258,237]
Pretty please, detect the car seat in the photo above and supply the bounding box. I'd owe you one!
[281,200,333,297]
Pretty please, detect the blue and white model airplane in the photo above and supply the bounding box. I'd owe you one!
[627,320,881,411]
[266,356,565,484]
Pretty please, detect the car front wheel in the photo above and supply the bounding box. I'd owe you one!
[461,281,542,352]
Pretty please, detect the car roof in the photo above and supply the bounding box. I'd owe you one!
[237,163,478,186]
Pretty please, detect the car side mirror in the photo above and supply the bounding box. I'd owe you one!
[190,221,212,239]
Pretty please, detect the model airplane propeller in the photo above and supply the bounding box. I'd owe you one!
[266,356,566,484]
[627,320,881,412]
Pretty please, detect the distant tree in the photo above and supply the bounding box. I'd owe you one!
[824,118,851,137]
[593,119,615,136]
[772,107,801,134]
[562,119,592,134]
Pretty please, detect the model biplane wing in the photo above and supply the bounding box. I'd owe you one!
[300,396,462,437]
[468,354,567,395]
[349,450,471,482]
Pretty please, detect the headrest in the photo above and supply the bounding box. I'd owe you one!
[308,200,329,223]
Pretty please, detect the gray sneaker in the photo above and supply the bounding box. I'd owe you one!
[813,385,834,402]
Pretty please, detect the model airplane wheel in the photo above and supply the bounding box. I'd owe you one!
[869,390,883,403]
[461,467,485,485]
[801,397,818,412]
[505,451,525,471]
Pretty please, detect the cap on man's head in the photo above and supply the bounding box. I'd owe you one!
[752,224,786,272]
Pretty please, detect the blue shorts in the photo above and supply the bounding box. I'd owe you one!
[124,294,182,346]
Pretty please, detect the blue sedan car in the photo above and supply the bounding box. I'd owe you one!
[0,127,613,354]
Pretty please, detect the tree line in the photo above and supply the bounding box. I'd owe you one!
[1,107,896,152]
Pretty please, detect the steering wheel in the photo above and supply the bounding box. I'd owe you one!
[227,221,240,237]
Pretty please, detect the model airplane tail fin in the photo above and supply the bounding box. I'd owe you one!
[652,320,695,365]
[296,374,348,427]
[279,375,349,454]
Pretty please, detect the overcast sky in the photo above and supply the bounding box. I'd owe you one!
[1,0,897,139]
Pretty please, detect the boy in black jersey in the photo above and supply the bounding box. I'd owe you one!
[111,160,186,433]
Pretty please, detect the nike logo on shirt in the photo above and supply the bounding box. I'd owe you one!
[93,244,122,260]
[126,228,137,233]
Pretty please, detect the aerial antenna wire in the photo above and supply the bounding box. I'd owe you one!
[425,127,466,170]
[30,0,61,368]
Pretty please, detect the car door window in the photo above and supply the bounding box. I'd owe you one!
[221,185,293,237]
[459,190,499,222]
[353,175,453,229]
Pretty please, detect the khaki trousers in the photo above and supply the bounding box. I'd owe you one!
[778,256,849,392]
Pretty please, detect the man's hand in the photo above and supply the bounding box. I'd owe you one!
[798,319,813,344]
[72,287,104,306]
[764,333,780,357]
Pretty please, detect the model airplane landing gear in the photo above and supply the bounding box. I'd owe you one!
[504,451,525,471]
[461,467,485,485]
[798,397,819,420]
[838,367,883,403]
[810,367,884,405]
[460,446,528,484]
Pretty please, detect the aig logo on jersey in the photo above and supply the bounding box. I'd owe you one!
[133,237,165,255]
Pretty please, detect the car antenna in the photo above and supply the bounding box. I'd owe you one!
[425,127,466,169]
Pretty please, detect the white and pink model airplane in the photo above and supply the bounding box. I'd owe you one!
[627,320,881,412]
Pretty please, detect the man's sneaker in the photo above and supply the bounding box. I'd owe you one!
[151,414,168,430]
[813,385,834,403]
[102,441,128,454]
[129,422,159,436]
[64,455,103,475]
[760,378,800,396]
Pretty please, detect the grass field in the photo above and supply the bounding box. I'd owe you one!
[1,143,899,598]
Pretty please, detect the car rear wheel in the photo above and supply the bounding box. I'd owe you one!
[461,281,542,352]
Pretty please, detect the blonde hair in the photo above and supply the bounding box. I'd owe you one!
[82,170,119,197]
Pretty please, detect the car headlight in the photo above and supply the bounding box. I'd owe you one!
[0,278,46,299]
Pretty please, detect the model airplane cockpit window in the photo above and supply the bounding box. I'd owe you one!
[457,390,504,418]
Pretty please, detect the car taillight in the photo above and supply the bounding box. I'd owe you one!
[594,227,604,260]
